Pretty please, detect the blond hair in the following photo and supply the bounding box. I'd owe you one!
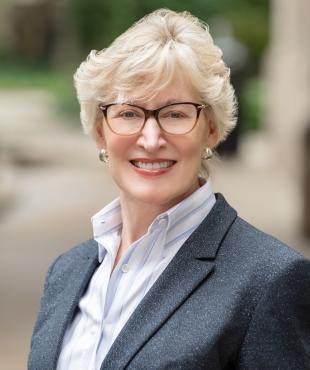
[74,8,237,172]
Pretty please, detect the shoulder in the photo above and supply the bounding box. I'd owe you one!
[216,214,310,293]
[230,220,310,368]
[46,239,98,278]
[207,193,306,269]
[37,239,99,315]
[203,193,309,290]
[226,215,305,265]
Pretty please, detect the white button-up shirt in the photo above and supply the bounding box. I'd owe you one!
[56,180,216,370]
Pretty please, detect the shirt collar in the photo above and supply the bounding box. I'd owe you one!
[163,178,213,230]
[91,178,214,263]
[91,198,122,262]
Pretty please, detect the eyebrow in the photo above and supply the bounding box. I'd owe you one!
[162,99,181,105]
[127,98,183,106]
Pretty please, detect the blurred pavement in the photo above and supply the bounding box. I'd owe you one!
[0,89,309,369]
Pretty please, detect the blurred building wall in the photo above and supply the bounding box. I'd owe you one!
[0,0,80,65]
[265,0,310,175]
[0,0,15,50]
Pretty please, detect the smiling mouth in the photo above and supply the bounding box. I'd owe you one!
[130,160,176,170]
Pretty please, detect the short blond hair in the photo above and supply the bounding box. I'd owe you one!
[74,8,237,148]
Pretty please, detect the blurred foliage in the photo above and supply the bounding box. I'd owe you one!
[67,0,140,51]
[0,0,268,131]
[68,0,269,67]
[240,77,265,132]
[0,53,79,120]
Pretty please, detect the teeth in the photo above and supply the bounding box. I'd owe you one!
[132,161,175,169]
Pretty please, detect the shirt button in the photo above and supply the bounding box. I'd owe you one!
[121,264,130,273]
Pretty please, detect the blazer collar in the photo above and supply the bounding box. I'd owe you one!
[100,193,237,370]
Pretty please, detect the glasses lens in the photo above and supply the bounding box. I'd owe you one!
[106,104,145,135]
[158,103,197,134]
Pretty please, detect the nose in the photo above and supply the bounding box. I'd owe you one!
[136,116,167,152]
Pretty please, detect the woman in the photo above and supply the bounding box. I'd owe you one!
[28,8,310,370]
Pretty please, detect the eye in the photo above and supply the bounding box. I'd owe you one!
[170,111,186,118]
[120,110,137,118]
[117,109,143,119]
[162,110,187,119]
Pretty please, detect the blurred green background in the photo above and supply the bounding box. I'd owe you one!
[0,0,269,134]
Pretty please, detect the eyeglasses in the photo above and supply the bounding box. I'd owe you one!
[98,102,208,135]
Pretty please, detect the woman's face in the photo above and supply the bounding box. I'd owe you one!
[95,78,217,210]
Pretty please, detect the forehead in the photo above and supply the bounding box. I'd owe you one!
[119,77,200,109]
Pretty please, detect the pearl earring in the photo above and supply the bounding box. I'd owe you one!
[99,149,109,163]
[201,147,213,160]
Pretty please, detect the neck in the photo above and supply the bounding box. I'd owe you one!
[112,195,167,269]
[119,195,167,248]
[118,179,202,250]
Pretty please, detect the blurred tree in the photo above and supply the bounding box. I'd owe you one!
[0,0,269,131]
[67,0,139,51]
[68,0,269,66]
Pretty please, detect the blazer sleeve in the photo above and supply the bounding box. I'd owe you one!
[237,257,310,370]
[29,254,62,350]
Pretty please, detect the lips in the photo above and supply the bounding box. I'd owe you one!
[130,160,176,170]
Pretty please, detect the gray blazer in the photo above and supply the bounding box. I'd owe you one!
[28,194,310,370]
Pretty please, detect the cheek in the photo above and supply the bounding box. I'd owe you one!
[105,135,132,161]
[107,142,128,184]
[175,135,204,162]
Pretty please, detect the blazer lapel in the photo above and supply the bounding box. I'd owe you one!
[100,194,237,370]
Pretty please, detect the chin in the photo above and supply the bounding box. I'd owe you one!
[133,188,175,205]
[125,183,192,209]
[116,171,199,208]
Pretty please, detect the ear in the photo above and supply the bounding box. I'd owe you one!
[205,117,218,148]
[94,116,106,150]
